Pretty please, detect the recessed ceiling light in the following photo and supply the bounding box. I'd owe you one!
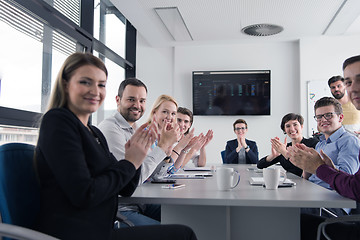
[241,24,283,36]
[154,7,193,41]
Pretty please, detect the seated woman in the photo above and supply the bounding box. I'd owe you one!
[146,95,197,178]
[176,107,213,168]
[257,113,318,177]
[224,119,259,164]
[34,52,197,240]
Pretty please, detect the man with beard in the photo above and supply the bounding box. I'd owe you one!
[328,75,360,133]
[99,78,178,227]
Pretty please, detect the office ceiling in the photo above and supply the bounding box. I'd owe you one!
[111,0,360,47]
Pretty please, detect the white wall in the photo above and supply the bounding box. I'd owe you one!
[299,35,360,134]
[136,34,360,165]
[135,35,174,123]
[137,37,300,165]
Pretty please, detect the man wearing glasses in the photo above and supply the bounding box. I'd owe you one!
[308,97,360,190]
[288,56,360,239]
[303,97,360,216]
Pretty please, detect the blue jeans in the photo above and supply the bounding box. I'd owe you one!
[119,204,161,228]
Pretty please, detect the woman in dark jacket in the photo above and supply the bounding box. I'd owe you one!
[257,113,318,177]
[34,52,197,240]
[224,119,259,164]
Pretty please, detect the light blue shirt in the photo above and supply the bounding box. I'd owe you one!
[310,126,360,189]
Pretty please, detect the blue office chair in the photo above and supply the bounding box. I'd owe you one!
[221,150,226,163]
[0,143,40,230]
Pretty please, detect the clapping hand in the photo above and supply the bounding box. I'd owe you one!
[201,130,214,149]
[287,144,336,174]
[270,137,287,157]
[125,122,156,169]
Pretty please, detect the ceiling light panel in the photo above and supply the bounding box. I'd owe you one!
[154,7,193,41]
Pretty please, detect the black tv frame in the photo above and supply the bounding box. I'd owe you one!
[192,70,271,116]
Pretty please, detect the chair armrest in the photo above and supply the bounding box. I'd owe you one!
[316,215,360,240]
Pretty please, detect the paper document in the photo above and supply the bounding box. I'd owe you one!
[249,177,296,186]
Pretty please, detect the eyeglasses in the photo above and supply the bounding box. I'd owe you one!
[234,127,247,131]
[314,112,337,121]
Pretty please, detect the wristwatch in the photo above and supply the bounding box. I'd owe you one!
[244,146,250,150]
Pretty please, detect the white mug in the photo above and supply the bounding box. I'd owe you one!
[263,167,287,190]
[216,167,240,191]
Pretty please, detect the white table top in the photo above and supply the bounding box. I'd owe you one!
[120,164,356,209]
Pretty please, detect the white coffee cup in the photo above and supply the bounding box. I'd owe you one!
[263,167,287,190]
[216,167,240,191]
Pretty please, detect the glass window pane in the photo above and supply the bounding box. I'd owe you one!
[0,20,43,112]
[92,51,125,126]
[42,0,81,26]
[0,19,80,113]
[93,0,126,58]
[0,125,39,145]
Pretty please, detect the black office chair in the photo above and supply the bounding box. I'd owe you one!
[316,214,360,240]
[317,202,360,239]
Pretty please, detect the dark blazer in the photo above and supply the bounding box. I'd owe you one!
[257,137,319,177]
[224,139,259,164]
[35,108,141,240]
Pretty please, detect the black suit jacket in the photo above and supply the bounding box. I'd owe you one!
[224,139,259,164]
[35,108,141,240]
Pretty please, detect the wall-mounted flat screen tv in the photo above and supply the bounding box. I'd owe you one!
[193,70,270,115]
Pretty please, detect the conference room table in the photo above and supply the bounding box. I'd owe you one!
[119,164,356,240]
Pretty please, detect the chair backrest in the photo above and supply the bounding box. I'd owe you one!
[0,143,40,229]
[221,150,226,163]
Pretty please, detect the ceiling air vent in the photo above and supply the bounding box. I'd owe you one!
[241,24,283,36]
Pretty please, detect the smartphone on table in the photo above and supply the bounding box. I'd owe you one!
[151,179,177,184]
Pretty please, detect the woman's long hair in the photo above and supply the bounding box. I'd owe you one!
[46,52,108,112]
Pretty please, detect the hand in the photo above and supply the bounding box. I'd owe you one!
[201,130,214,149]
[184,135,201,152]
[158,121,180,155]
[240,137,246,147]
[355,131,360,138]
[267,143,280,162]
[236,136,246,152]
[270,137,287,157]
[175,128,195,151]
[125,123,156,169]
[287,144,325,174]
[186,133,204,152]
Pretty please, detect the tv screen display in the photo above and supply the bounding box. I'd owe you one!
[192,70,270,115]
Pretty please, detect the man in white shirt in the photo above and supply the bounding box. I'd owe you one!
[99,78,177,227]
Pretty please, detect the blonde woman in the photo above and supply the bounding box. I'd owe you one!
[147,95,197,177]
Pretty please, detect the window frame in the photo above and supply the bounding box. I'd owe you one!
[0,0,136,128]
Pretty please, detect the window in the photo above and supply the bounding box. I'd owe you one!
[0,0,136,145]
[94,0,126,58]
